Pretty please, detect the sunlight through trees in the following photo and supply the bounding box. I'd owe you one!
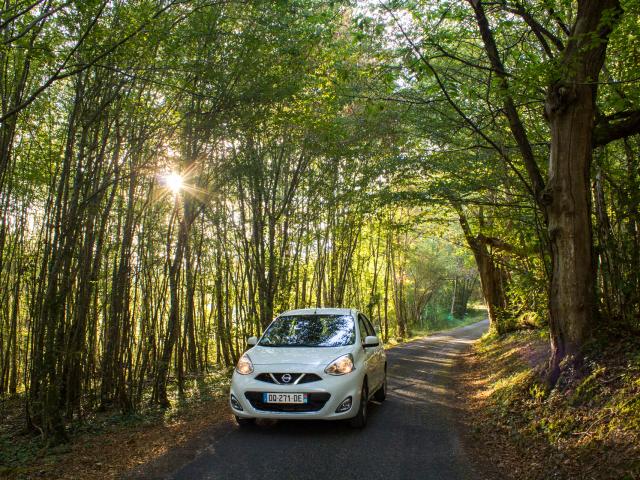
[0,0,638,445]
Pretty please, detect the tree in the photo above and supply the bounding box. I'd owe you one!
[380,0,640,381]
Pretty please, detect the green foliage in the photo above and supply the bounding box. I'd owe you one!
[1,0,637,456]
[569,366,607,407]
[0,0,485,443]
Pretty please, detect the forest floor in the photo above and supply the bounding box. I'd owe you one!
[0,370,232,479]
[0,313,483,480]
[458,328,640,480]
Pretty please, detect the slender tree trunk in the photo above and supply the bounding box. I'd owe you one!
[183,230,198,373]
[623,139,640,316]
[154,209,186,407]
[454,205,509,332]
[450,277,457,317]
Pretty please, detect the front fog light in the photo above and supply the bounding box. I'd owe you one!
[335,396,352,413]
[230,394,243,411]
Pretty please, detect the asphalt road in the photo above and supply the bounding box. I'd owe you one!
[137,320,489,480]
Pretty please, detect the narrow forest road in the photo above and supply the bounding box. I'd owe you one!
[130,320,489,480]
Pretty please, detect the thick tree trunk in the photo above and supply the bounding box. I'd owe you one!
[469,0,622,381]
[543,0,621,382]
[474,247,508,332]
[545,88,598,379]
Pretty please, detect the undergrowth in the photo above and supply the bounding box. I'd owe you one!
[469,329,640,479]
[0,369,231,477]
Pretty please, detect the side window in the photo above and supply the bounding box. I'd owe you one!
[363,315,376,337]
[357,315,369,343]
[358,313,375,339]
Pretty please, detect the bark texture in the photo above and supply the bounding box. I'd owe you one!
[469,0,623,381]
[543,0,621,381]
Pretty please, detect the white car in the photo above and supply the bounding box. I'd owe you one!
[229,308,387,428]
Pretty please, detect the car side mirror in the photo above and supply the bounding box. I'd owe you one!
[364,336,379,348]
[247,336,258,346]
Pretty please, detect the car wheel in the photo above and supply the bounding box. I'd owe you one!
[235,415,255,427]
[373,372,387,402]
[349,384,368,428]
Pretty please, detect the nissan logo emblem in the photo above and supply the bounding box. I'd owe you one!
[281,373,292,383]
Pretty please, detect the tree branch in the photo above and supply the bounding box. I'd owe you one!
[476,233,517,253]
[467,0,547,207]
[382,3,536,200]
[593,110,640,147]
[503,2,565,54]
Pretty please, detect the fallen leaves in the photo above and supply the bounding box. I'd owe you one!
[1,396,229,480]
[456,331,640,480]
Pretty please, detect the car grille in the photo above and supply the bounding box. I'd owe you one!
[244,392,331,412]
[254,373,322,385]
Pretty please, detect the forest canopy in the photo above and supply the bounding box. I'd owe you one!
[0,0,639,443]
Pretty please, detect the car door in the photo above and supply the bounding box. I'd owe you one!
[361,314,383,388]
[358,314,378,387]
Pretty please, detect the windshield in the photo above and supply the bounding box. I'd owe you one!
[259,314,355,347]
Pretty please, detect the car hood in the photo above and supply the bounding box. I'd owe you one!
[247,345,354,366]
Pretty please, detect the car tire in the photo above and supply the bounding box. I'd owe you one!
[349,384,368,428]
[373,372,387,402]
[235,415,255,427]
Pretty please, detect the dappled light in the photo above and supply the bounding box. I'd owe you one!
[0,0,638,478]
[136,322,488,480]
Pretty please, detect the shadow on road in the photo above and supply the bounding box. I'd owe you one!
[127,320,488,480]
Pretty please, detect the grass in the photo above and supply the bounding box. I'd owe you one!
[460,328,640,480]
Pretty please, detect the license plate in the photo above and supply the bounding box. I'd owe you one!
[262,392,308,404]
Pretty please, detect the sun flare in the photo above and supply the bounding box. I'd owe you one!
[164,172,184,194]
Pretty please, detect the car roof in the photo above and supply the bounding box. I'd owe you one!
[278,307,355,317]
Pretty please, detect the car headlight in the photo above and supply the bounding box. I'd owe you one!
[236,353,254,375]
[325,354,354,375]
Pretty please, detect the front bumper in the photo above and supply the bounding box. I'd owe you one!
[230,366,364,420]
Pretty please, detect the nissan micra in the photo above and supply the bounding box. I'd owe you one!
[229,308,387,428]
